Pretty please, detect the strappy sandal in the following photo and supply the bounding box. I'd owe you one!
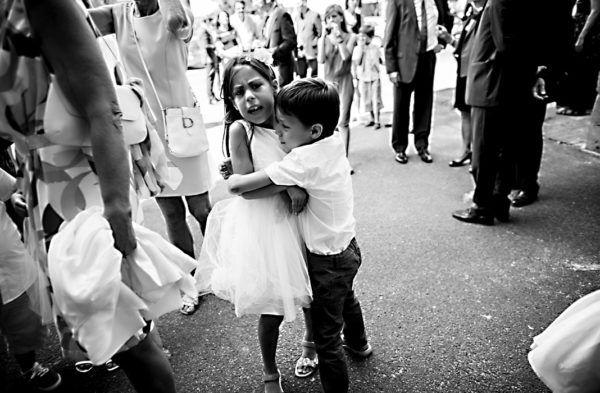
[179,294,199,316]
[294,341,318,378]
[263,369,284,393]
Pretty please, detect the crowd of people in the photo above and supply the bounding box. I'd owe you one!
[1,0,599,392]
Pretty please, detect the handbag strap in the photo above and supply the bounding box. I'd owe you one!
[127,3,164,111]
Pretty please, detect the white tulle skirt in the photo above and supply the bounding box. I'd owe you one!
[528,290,600,393]
[195,195,312,322]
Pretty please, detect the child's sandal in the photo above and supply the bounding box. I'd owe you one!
[263,369,284,393]
[294,341,319,378]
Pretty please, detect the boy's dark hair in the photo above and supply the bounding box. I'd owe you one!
[359,24,375,38]
[276,78,340,140]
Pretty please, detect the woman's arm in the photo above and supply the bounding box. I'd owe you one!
[228,122,255,175]
[576,0,600,52]
[27,0,136,255]
[161,0,194,41]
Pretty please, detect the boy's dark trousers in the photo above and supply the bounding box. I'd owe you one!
[308,238,368,393]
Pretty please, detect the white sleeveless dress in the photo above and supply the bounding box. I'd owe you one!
[195,121,312,322]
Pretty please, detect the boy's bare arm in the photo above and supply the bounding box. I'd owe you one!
[227,170,273,194]
[240,184,288,199]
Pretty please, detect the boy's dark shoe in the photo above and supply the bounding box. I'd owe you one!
[395,152,408,164]
[25,362,62,391]
[452,206,494,225]
[342,341,373,358]
[511,190,538,207]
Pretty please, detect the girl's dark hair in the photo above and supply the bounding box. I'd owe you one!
[216,10,233,31]
[220,56,277,157]
[276,78,340,141]
[345,0,362,10]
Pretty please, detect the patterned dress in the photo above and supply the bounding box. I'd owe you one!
[0,0,144,360]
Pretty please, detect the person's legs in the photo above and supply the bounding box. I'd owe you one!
[156,196,194,258]
[296,56,308,78]
[471,106,503,212]
[307,58,318,78]
[514,98,545,198]
[337,76,355,156]
[308,243,361,393]
[391,81,413,154]
[258,314,284,393]
[185,192,211,235]
[113,335,176,393]
[1,292,61,390]
[412,51,436,153]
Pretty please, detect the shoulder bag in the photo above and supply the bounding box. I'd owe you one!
[129,5,209,158]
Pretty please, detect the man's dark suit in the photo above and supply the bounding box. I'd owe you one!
[383,0,452,155]
[264,6,297,87]
[465,0,537,215]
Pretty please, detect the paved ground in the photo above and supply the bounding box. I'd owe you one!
[2,49,600,392]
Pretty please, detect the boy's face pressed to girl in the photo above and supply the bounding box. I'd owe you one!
[230,65,276,127]
[274,108,316,153]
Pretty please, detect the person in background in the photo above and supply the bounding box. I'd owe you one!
[261,0,297,86]
[344,0,362,34]
[556,0,600,116]
[215,9,241,64]
[451,0,539,225]
[383,0,453,164]
[354,24,383,129]
[510,0,575,208]
[230,0,260,53]
[200,17,222,105]
[437,0,485,168]
[319,4,358,157]
[90,0,212,315]
[293,0,322,78]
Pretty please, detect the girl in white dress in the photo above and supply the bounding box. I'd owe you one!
[195,57,313,393]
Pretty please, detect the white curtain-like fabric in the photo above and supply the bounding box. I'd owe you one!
[48,207,198,365]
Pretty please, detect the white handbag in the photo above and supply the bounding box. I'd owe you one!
[164,107,209,157]
[43,80,147,146]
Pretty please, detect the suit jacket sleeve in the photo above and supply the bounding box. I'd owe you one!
[383,0,399,74]
[272,12,297,62]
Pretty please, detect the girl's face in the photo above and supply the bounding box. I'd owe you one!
[326,12,343,27]
[229,65,276,126]
[218,11,230,27]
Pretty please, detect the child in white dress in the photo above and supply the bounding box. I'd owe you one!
[195,57,313,393]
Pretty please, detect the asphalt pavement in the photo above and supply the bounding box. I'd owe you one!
[2,48,600,392]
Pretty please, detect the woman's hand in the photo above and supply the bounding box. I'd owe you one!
[286,186,308,215]
[163,1,190,35]
[104,204,137,256]
[9,192,28,217]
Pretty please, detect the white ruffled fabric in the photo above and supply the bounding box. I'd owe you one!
[529,290,600,393]
[48,207,197,365]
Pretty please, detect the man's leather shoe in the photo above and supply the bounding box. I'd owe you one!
[418,149,433,163]
[452,207,494,225]
[511,191,538,207]
[395,152,408,164]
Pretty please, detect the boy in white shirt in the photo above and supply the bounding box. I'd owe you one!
[228,78,371,393]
